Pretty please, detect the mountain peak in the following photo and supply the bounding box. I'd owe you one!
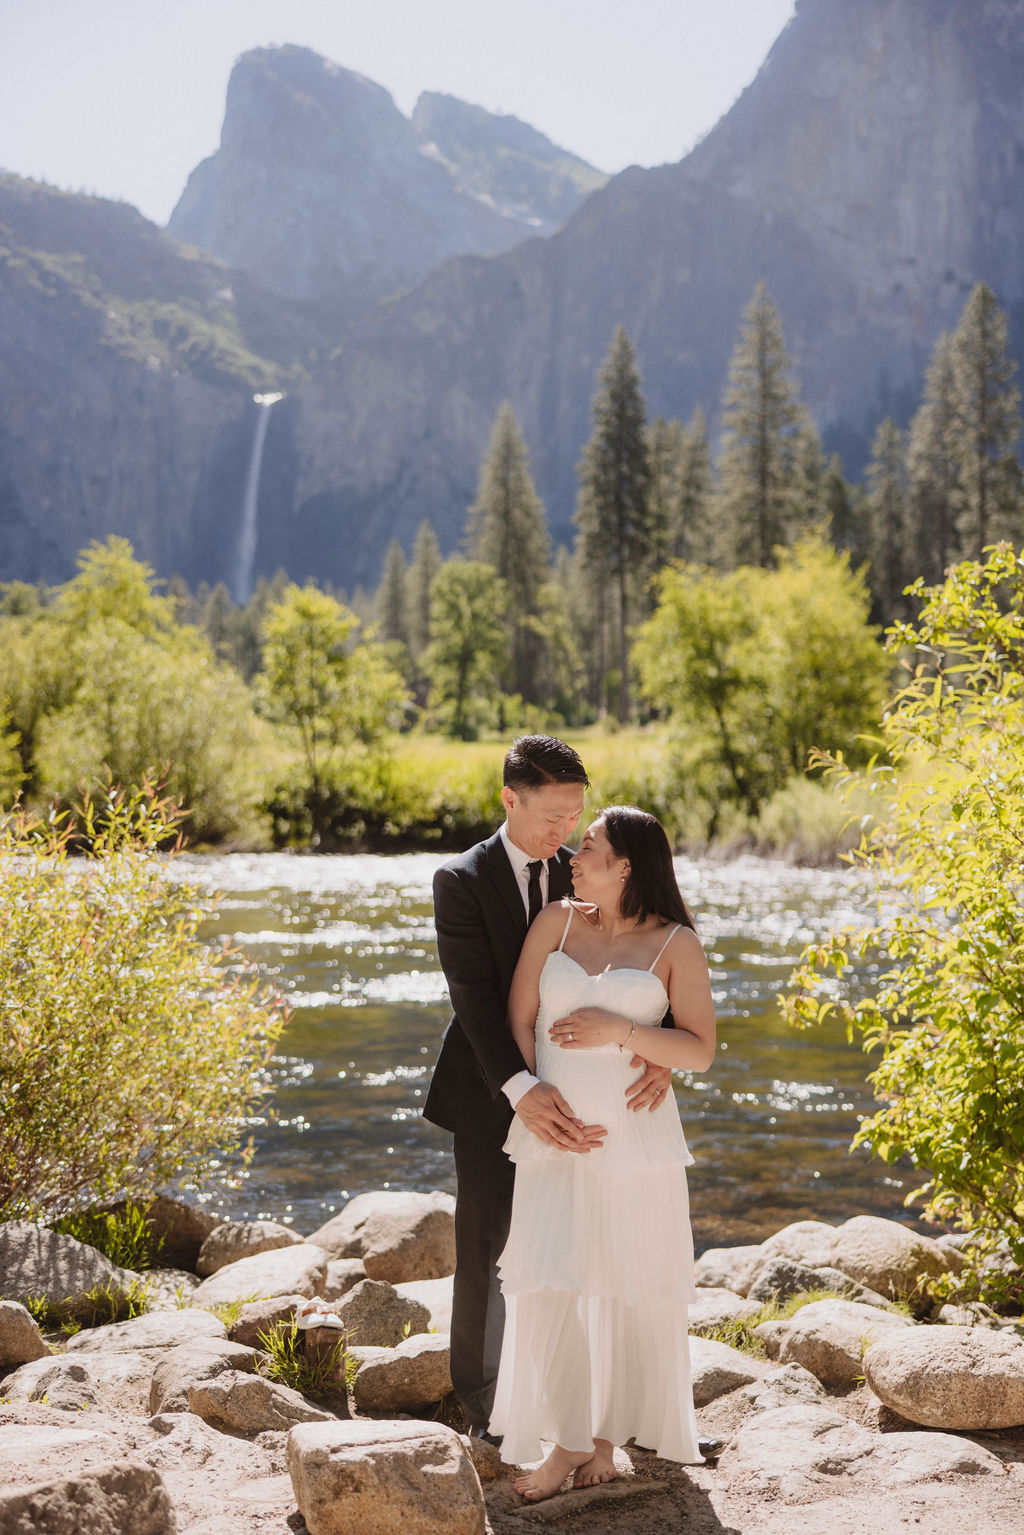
[411,91,606,227]
[167,45,604,331]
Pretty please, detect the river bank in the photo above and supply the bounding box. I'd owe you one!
[1,1196,1022,1534]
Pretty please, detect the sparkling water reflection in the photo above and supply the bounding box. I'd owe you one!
[173,851,921,1250]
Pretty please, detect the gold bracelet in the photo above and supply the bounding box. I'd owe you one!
[619,1020,635,1052]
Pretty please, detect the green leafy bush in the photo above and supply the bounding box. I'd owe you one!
[783,544,1024,1304]
[0,783,287,1222]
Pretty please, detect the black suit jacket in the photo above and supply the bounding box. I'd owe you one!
[423,831,575,1142]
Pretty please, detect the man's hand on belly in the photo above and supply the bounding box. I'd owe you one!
[625,1060,672,1112]
[515,1081,608,1151]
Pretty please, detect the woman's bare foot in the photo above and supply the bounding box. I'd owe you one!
[573,1438,618,1488]
[513,1444,594,1501]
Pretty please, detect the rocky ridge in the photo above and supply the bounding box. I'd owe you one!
[168,47,604,325]
[281,0,1024,584]
[2,1198,1023,1533]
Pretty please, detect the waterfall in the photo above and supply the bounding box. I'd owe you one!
[232,391,284,605]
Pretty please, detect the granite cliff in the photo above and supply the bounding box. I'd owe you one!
[3,1,1024,593]
[168,46,605,340]
[275,0,1024,585]
[0,175,276,587]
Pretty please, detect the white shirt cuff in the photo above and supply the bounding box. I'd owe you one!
[502,1070,541,1109]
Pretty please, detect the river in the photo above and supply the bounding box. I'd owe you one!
[174,850,920,1253]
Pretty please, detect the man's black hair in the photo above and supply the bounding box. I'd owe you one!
[503,735,590,791]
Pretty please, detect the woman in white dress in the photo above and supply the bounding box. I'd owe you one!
[489,805,716,1501]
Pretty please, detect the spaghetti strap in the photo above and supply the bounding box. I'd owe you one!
[557,904,574,952]
[648,922,682,971]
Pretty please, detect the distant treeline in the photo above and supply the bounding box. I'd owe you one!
[0,278,1018,850]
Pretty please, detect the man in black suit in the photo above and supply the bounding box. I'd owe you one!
[423,735,671,1435]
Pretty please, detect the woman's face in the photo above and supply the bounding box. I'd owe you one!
[570,819,628,904]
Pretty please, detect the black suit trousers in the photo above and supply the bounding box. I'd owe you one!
[450,1131,516,1430]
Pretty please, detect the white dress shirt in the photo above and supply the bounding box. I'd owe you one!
[498,822,545,1109]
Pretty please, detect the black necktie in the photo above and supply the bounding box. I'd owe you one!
[526,860,544,925]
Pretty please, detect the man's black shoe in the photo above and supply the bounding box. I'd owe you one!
[468,1426,503,1449]
[698,1435,725,1459]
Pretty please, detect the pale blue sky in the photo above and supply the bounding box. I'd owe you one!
[1,1,796,227]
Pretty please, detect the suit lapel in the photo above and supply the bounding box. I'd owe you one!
[484,831,528,943]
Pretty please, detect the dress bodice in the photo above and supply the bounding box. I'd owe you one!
[535,949,671,1059]
[503,916,693,1172]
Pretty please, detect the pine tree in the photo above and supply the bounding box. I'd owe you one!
[864,418,908,620]
[407,520,442,660]
[676,408,714,561]
[201,582,233,659]
[948,283,1022,560]
[646,416,684,574]
[906,331,960,586]
[791,420,827,530]
[823,454,857,553]
[376,538,410,648]
[466,403,550,701]
[574,327,653,721]
[714,282,809,568]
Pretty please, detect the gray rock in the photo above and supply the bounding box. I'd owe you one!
[0,1222,141,1321]
[863,1324,1024,1429]
[688,1336,771,1406]
[936,1301,1003,1327]
[2,1349,161,1414]
[393,1275,453,1334]
[149,1339,260,1413]
[188,1369,336,1434]
[351,1333,453,1412]
[458,1432,516,1483]
[0,1300,47,1366]
[189,1243,328,1307]
[751,1319,791,1360]
[65,1307,226,1355]
[745,1255,895,1310]
[687,1287,762,1336]
[868,1429,1005,1483]
[693,1244,764,1295]
[0,1459,175,1535]
[226,1293,306,1349]
[138,1268,201,1310]
[0,1356,102,1410]
[332,1278,431,1349]
[716,1403,876,1498]
[753,1220,839,1272]
[196,1219,305,1276]
[739,1362,827,1414]
[307,1191,456,1283]
[776,1298,916,1387]
[322,1259,367,1302]
[287,1418,485,1535]
[827,1216,950,1301]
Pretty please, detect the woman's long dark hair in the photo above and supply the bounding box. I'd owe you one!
[599,805,697,932]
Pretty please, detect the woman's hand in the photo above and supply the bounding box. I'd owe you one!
[549,1006,633,1050]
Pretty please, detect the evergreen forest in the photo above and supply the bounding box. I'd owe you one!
[2,279,1021,856]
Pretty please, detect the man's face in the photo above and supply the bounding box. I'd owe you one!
[502,780,585,861]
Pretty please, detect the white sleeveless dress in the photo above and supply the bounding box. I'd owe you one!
[490,909,701,1466]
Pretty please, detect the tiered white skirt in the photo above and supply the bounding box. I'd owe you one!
[491,1051,702,1465]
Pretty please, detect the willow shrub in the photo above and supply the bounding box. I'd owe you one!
[0,784,287,1223]
[782,545,1024,1303]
